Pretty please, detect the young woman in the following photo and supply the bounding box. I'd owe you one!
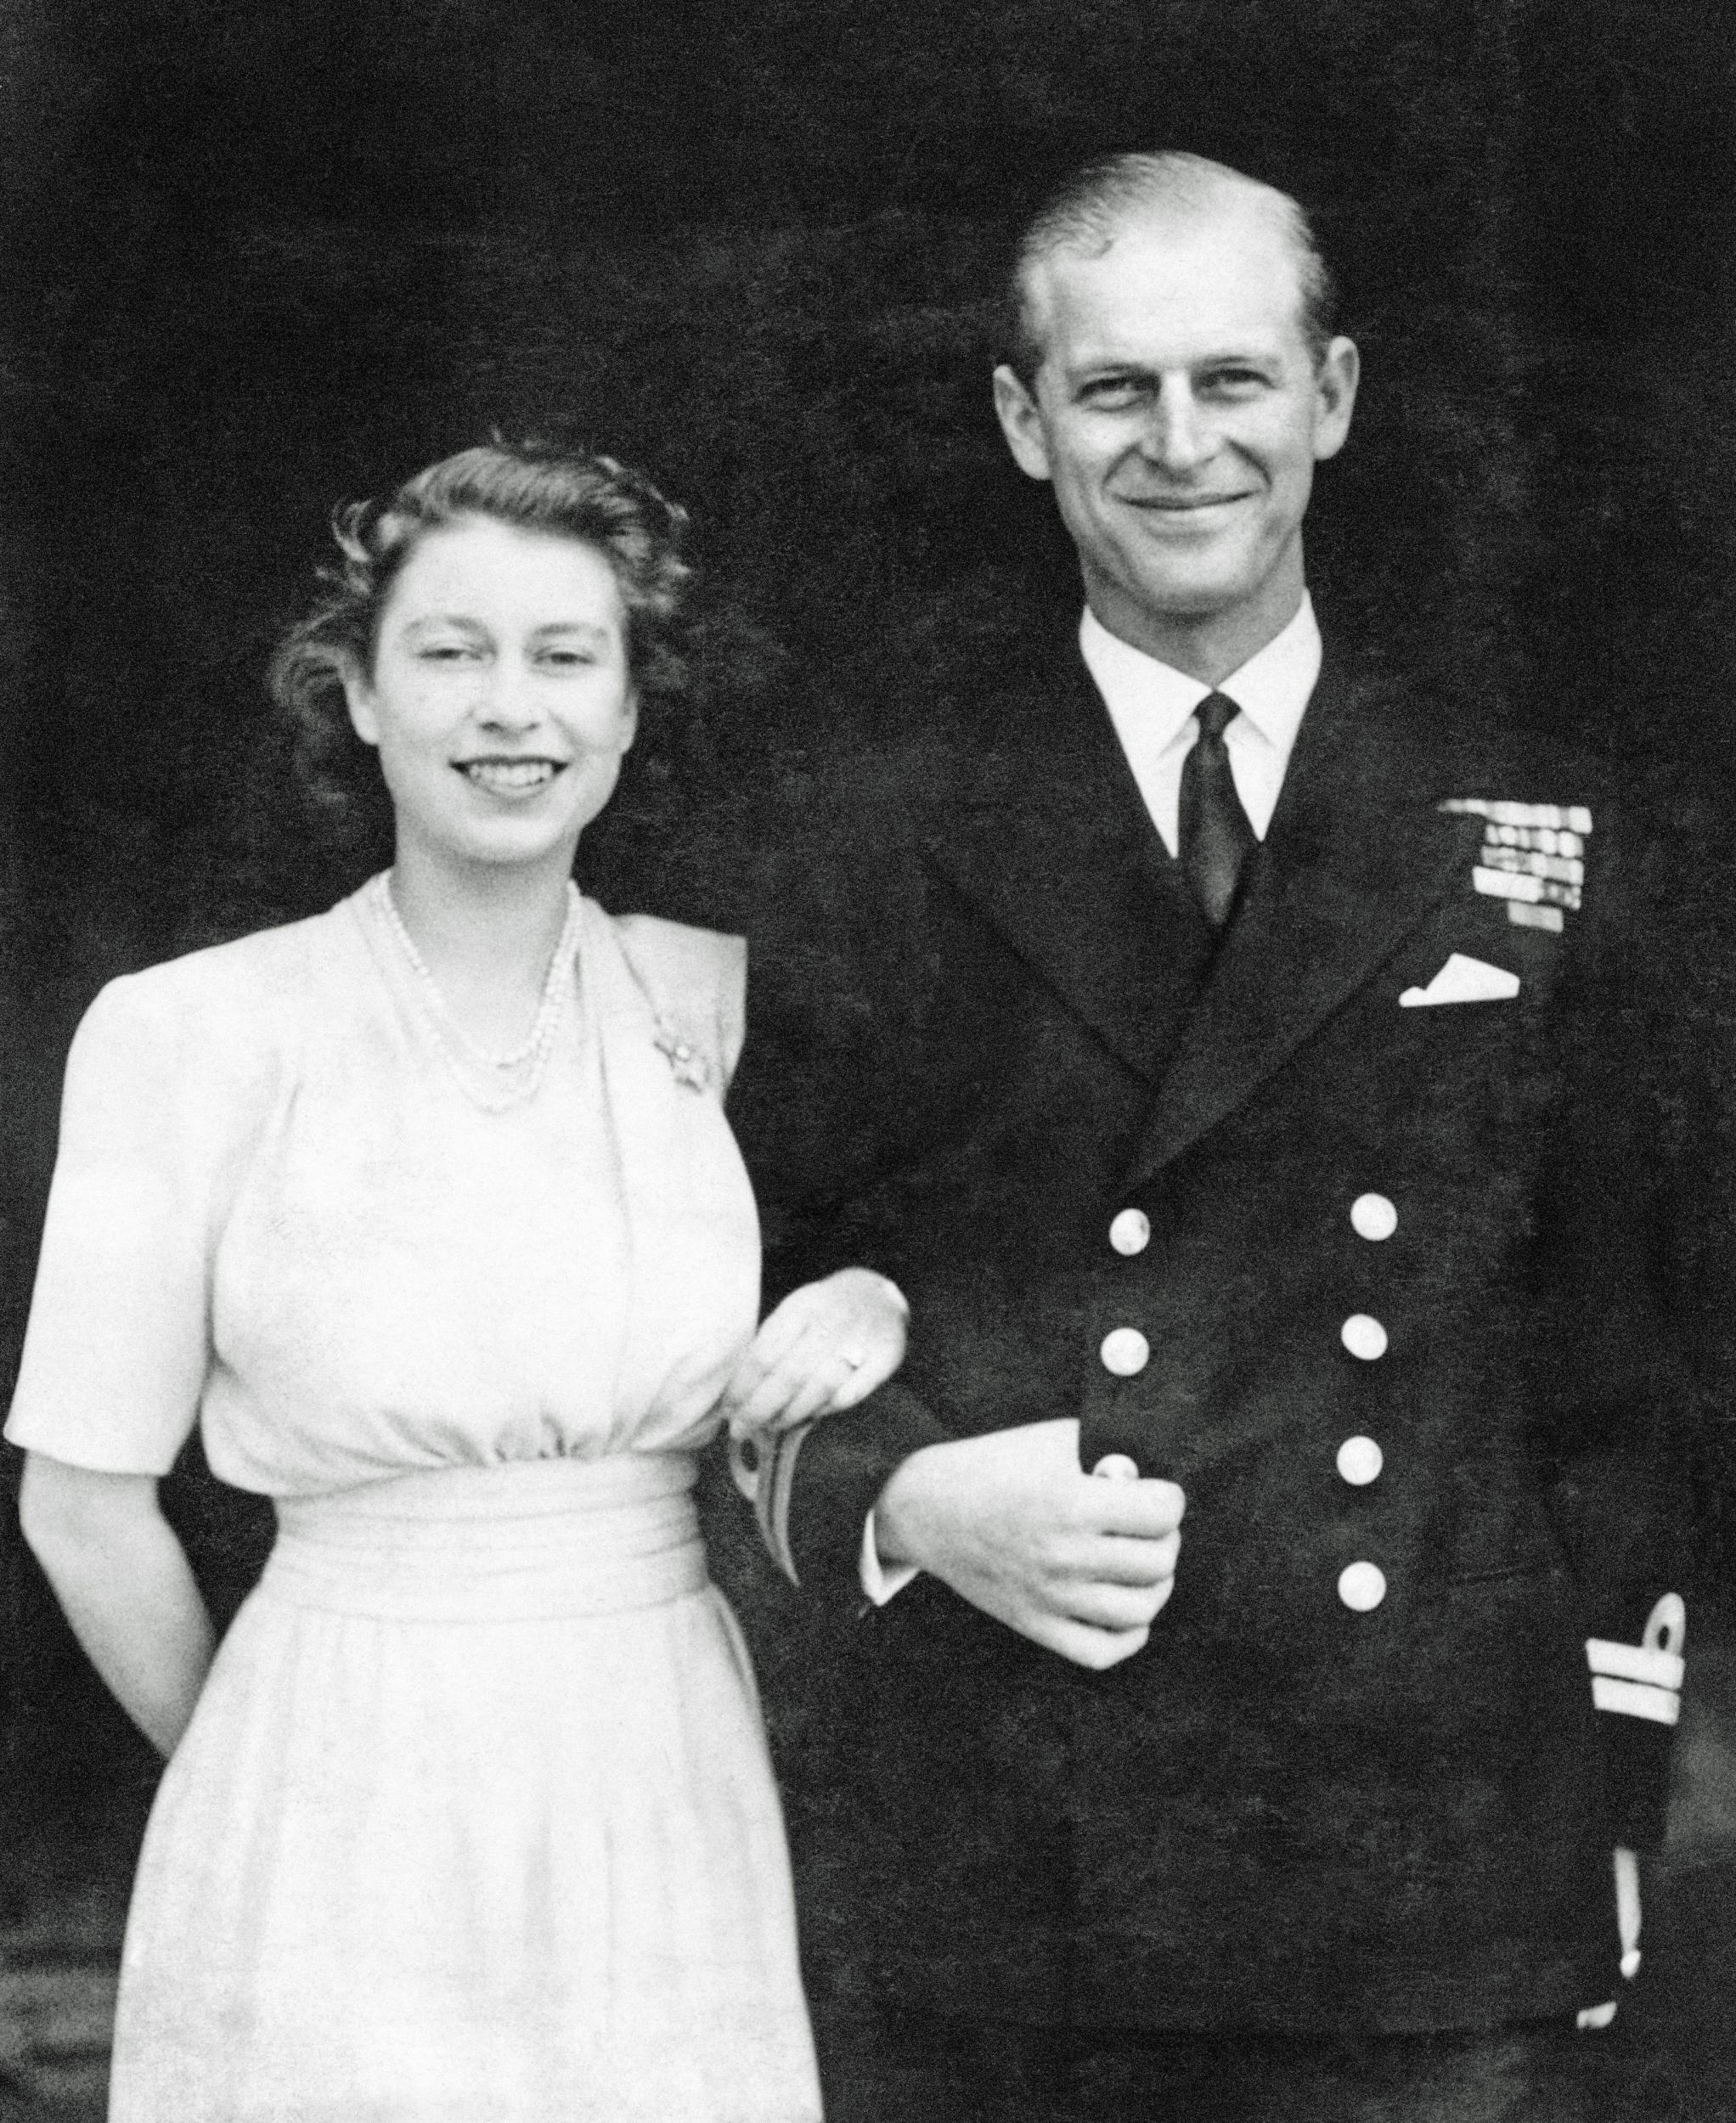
[8,442,905,2122]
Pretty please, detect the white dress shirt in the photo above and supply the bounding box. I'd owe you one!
[860,594,1324,1604]
[1079,592,1321,856]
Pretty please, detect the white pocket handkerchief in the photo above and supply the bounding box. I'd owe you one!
[1399,953,1521,1008]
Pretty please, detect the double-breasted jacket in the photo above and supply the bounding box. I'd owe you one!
[729,629,1688,2035]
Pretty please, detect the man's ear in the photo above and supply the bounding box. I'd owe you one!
[341,657,380,746]
[1310,336,1360,463]
[992,364,1054,483]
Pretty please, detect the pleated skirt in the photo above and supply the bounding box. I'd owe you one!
[108,1454,823,2123]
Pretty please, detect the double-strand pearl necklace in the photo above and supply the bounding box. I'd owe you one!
[371,871,582,1113]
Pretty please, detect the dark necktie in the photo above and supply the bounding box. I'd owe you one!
[1179,690,1257,929]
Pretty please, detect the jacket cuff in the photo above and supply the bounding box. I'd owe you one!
[784,1382,951,1602]
[1586,1593,1687,1851]
[1598,1713,1677,1852]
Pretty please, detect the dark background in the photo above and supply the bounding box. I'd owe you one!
[2,0,1734,2100]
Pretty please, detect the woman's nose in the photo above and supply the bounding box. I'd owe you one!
[475,665,540,730]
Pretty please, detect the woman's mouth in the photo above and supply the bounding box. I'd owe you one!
[456,758,566,796]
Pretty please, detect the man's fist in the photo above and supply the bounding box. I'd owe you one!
[873,1418,1184,1670]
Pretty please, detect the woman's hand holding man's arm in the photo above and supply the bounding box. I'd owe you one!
[718,1266,910,1435]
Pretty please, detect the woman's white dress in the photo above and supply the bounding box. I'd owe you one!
[4,881,822,2123]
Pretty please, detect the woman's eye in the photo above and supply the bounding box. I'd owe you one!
[417,642,479,663]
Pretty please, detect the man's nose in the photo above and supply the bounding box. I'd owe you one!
[1139,385,1212,472]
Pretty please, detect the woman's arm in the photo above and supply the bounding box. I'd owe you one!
[19,1453,216,1758]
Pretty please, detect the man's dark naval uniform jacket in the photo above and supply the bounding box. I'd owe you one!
[730,619,1688,2038]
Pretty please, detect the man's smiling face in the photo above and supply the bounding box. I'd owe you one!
[993,197,1358,672]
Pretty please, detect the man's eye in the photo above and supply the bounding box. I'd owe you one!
[1081,379,1146,409]
[1201,369,1268,395]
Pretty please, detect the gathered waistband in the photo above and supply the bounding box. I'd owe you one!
[262,1454,707,1621]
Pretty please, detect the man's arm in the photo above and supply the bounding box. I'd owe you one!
[1532,788,1695,1854]
[744,1394,1183,1669]
[725,750,1184,1668]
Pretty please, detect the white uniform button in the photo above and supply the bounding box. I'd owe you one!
[1350,1192,1398,1242]
[1100,1328,1151,1377]
[1109,1208,1152,1256]
[1340,1314,1389,1362]
[1336,1435,1384,1486]
[1338,1561,1388,1612]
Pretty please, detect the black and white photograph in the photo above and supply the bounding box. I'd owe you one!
[3,3,1735,2119]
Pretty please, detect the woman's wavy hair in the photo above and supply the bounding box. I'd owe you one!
[269,440,693,846]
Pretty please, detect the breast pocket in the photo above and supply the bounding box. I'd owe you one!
[1282,888,1578,1192]
[1391,895,1568,1011]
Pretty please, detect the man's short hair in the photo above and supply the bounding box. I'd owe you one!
[1004,150,1339,385]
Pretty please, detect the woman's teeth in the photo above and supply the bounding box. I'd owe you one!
[462,760,560,792]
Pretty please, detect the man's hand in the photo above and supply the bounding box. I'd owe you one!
[872,1418,1184,1670]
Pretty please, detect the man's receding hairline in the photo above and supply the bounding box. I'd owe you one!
[1008,151,1337,380]
[1020,188,1310,319]
[1015,203,1316,385]
[1034,160,1287,256]
[1022,190,1310,296]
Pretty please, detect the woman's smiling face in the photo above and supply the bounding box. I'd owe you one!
[342,514,638,876]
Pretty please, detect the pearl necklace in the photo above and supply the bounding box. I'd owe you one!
[370,871,582,1113]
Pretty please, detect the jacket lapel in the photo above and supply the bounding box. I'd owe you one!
[924,646,1212,1088]
[1123,654,1488,1185]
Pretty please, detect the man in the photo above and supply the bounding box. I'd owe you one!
[727,152,1688,2121]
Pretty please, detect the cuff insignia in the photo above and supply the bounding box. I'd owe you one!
[1586,1592,1686,1726]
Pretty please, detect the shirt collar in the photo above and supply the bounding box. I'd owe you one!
[1079,593,1322,755]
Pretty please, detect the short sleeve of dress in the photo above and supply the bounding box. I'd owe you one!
[5,960,276,1474]
[612,916,747,1092]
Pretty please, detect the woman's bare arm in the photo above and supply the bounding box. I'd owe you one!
[18,1454,217,1758]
